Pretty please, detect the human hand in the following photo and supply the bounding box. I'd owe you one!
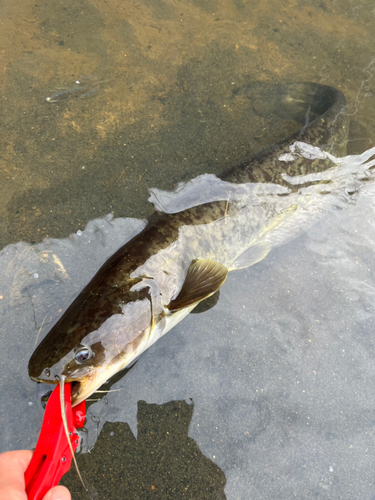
[0,450,71,500]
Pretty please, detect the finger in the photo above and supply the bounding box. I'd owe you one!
[42,485,72,500]
[0,450,33,500]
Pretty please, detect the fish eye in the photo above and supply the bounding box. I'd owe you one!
[75,347,92,363]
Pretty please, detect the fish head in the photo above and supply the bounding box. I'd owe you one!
[28,296,153,406]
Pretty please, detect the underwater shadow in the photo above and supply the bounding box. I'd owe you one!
[61,399,227,500]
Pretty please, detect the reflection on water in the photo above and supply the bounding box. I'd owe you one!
[61,400,226,499]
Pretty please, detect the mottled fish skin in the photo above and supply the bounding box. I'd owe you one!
[29,202,228,377]
[28,83,349,405]
[220,83,348,185]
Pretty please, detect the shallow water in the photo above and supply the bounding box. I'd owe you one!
[1,0,375,498]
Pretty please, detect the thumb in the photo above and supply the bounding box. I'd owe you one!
[42,485,71,500]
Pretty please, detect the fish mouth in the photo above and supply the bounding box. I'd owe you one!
[32,377,88,407]
[70,381,82,405]
[69,376,95,406]
[68,371,110,406]
[31,354,130,406]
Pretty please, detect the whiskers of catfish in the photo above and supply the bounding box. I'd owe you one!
[58,383,122,491]
[59,376,87,491]
[86,388,122,402]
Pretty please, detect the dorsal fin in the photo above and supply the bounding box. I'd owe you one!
[168,259,228,312]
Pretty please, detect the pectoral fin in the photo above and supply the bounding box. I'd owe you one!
[168,259,228,312]
[230,243,271,271]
